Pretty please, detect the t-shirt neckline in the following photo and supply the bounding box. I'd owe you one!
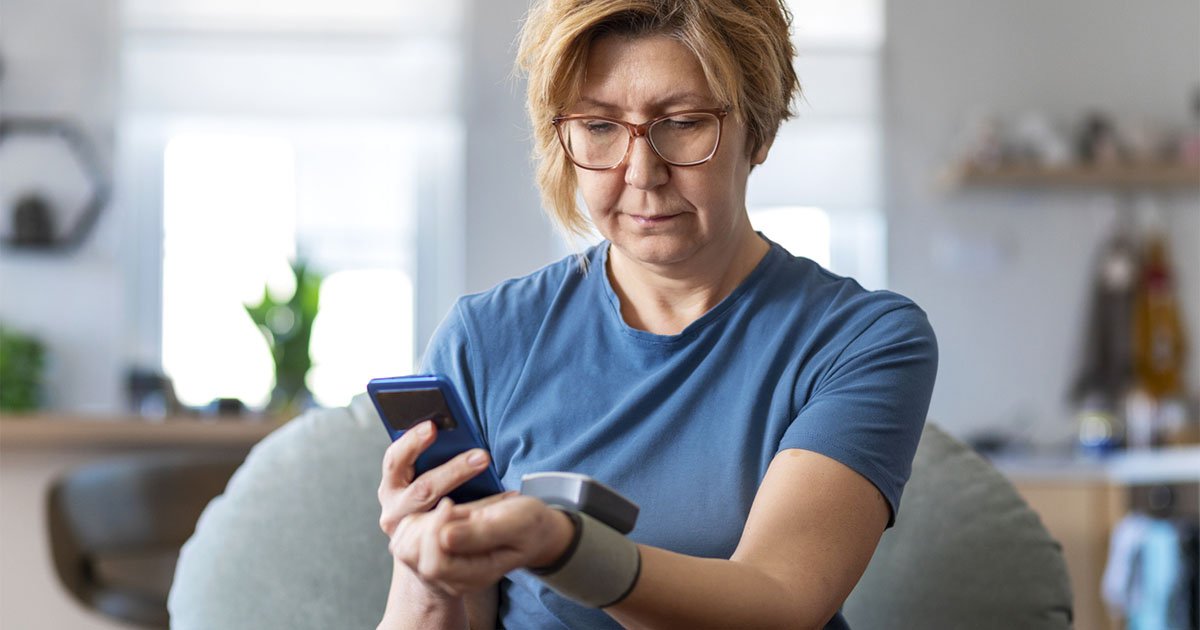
[595,234,784,345]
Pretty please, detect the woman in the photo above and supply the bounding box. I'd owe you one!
[378,1,937,628]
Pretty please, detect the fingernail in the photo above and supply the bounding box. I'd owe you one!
[417,421,432,436]
[468,450,488,466]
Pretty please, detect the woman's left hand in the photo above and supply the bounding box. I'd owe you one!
[389,493,575,597]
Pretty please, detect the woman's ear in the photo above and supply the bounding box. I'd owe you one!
[751,134,775,166]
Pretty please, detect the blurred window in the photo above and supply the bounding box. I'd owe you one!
[161,133,292,408]
[120,0,462,409]
[161,124,424,408]
[750,206,831,268]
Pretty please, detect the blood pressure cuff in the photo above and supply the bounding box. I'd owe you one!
[529,508,641,608]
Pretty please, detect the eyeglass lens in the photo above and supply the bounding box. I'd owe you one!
[559,113,720,168]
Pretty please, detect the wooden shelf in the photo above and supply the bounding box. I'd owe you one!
[946,162,1200,189]
[0,414,284,450]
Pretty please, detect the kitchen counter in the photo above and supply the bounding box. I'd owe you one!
[990,444,1200,485]
[991,444,1200,630]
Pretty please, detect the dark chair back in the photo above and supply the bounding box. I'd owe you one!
[46,453,243,629]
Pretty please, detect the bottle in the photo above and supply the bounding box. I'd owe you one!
[1123,388,1158,450]
[1131,231,1188,402]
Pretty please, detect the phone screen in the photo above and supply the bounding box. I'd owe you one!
[374,388,459,432]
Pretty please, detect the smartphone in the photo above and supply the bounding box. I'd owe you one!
[367,374,505,503]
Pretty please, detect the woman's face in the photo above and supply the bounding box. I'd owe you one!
[570,34,769,270]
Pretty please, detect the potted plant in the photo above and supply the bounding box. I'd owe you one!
[244,260,322,417]
[0,324,46,412]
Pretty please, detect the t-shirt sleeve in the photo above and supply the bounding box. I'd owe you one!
[777,304,938,527]
[418,300,490,449]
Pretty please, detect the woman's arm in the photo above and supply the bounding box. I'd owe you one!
[377,561,498,630]
[378,559,467,630]
[422,447,887,629]
[605,448,888,629]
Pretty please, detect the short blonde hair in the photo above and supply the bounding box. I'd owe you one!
[516,0,800,239]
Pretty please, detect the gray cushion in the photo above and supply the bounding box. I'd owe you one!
[171,407,1072,629]
[168,395,392,629]
[842,424,1073,630]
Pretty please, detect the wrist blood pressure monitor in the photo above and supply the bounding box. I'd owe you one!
[520,472,642,608]
[519,472,639,534]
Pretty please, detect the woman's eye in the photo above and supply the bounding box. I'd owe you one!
[584,121,619,135]
[664,118,699,130]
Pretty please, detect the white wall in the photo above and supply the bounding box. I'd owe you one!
[885,0,1200,441]
[461,0,557,294]
[0,0,125,413]
[7,0,1197,432]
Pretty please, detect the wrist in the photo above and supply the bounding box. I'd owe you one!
[382,562,467,630]
[529,506,580,570]
[388,559,462,610]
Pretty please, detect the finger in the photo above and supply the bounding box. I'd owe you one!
[390,502,438,565]
[399,448,492,513]
[434,545,528,592]
[391,501,467,559]
[380,421,436,491]
[425,501,529,594]
[449,490,519,518]
[389,511,421,564]
[390,505,468,598]
[418,499,457,581]
[440,497,543,555]
[381,449,491,535]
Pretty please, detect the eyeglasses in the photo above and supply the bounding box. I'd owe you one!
[551,108,729,170]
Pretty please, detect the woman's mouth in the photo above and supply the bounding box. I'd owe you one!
[630,213,681,226]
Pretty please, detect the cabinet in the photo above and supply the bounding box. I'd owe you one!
[996,448,1200,630]
[1015,480,1126,630]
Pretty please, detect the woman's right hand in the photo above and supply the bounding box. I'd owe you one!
[378,420,493,546]
[377,419,495,627]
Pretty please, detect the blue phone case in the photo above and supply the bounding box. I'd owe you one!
[367,374,505,503]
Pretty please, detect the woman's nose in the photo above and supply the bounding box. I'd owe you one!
[623,135,669,190]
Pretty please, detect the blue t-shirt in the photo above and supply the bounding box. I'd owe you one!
[420,238,938,629]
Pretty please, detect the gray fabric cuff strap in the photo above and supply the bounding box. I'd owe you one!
[531,509,641,608]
